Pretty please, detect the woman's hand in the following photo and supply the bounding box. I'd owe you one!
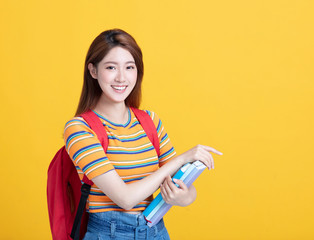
[177,145,223,170]
[160,176,196,207]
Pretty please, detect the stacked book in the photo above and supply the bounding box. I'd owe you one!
[143,160,206,227]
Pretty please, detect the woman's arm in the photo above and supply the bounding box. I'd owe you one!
[92,145,222,210]
[64,116,222,210]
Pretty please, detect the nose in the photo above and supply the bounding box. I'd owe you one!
[115,68,126,83]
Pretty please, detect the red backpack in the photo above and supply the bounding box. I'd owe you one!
[47,108,160,240]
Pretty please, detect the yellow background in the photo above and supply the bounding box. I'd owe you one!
[1,0,313,239]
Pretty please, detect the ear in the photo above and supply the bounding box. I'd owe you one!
[88,63,98,79]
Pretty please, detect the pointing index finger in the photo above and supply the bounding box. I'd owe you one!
[203,145,223,155]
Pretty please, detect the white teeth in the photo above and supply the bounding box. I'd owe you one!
[112,86,127,91]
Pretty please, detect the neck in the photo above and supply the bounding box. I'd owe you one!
[93,97,129,125]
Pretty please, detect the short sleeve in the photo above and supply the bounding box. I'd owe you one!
[145,110,176,167]
[63,117,115,179]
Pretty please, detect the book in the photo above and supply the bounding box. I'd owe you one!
[143,160,206,227]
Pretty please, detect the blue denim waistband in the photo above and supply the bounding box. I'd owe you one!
[88,211,165,240]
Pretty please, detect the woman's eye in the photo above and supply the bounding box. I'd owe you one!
[126,66,135,70]
[106,66,115,70]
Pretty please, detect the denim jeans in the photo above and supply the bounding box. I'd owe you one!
[83,211,170,240]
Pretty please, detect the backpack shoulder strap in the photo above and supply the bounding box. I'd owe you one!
[71,110,108,240]
[80,110,109,185]
[80,110,108,150]
[131,108,160,157]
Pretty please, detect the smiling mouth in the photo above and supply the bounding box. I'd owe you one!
[111,85,127,91]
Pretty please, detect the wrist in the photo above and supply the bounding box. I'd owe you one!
[173,154,187,167]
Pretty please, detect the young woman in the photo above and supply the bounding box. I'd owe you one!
[64,29,222,240]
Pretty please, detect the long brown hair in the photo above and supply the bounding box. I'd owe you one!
[75,29,144,116]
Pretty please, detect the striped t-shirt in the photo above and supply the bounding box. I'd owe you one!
[63,108,176,213]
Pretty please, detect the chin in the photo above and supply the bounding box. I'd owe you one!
[110,97,128,104]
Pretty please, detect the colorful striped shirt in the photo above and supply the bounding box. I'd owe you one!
[63,108,176,213]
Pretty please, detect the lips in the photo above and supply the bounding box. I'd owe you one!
[111,85,127,92]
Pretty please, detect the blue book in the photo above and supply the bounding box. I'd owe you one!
[143,161,206,227]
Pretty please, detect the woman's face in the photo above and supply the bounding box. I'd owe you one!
[89,46,137,105]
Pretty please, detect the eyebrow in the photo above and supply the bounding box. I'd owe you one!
[103,61,135,65]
